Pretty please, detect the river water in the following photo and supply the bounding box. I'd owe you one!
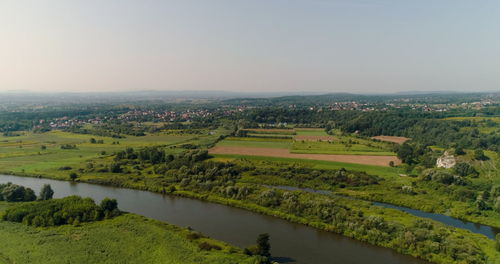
[0,174,430,264]
[265,185,500,240]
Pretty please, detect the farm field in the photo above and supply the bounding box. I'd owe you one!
[241,128,295,135]
[371,136,410,144]
[214,128,399,165]
[216,137,291,149]
[0,130,219,177]
[0,203,257,264]
[209,146,400,166]
[291,140,395,156]
[294,128,329,136]
[291,130,397,156]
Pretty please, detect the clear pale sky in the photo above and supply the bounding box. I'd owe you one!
[1,0,499,93]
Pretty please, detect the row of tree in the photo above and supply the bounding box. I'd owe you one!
[2,195,119,227]
[0,183,53,202]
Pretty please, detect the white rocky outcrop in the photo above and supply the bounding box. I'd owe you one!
[436,151,456,168]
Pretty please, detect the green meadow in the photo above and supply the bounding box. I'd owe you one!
[216,137,291,149]
[0,130,221,177]
[294,128,328,136]
[0,203,258,264]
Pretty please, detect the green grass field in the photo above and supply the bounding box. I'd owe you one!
[0,203,257,264]
[241,129,296,135]
[294,128,328,136]
[0,130,222,177]
[246,133,294,139]
[216,137,291,149]
[211,154,401,177]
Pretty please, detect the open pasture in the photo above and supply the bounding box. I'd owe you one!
[241,128,295,135]
[0,203,256,264]
[216,137,291,149]
[246,133,294,139]
[0,130,214,176]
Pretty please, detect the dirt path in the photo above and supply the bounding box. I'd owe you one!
[209,146,401,167]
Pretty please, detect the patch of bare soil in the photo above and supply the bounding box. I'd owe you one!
[371,136,410,144]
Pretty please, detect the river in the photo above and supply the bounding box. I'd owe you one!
[0,174,429,264]
[265,185,500,240]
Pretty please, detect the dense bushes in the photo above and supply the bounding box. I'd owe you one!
[0,183,37,202]
[244,188,488,264]
[420,169,467,186]
[248,165,381,188]
[2,196,120,227]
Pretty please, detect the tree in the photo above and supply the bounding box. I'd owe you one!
[494,197,500,213]
[89,138,97,144]
[69,172,78,181]
[100,198,118,212]
[256,233,271,257]
[109,163,123,173]
[396,144,415,164]
[474,149,488,161]
[454,146,465,155]
[0,184,37,202]
[39,184,54,200]
[497,234,500,252]
[100,198,119,218]
[454,162,478,177]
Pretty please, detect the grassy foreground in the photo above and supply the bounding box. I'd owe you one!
[0,202,258,264]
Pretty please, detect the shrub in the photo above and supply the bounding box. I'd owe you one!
[198,242,221,251]
[2,196,120,227]
[474,149,489,161]
[39,184,54,200]
[69,172,79,181]
[454,162,479,177]
[99,198,120,218]
[0,183,37,202]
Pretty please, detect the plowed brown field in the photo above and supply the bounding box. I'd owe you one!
[209,146,401,167]
[371,136,410,144]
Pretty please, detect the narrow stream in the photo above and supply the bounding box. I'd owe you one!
[0,174,429,264]
[266,185,500,239]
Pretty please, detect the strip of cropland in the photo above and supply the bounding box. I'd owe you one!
[371,136,410,144]
[209,146,400,167]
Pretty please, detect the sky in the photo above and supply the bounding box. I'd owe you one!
[0,0,499,94]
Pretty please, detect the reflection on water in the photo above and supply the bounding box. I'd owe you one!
[0,175,429,264]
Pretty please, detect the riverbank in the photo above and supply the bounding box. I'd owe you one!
[0,202,259,264]
[1,172,499,264]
